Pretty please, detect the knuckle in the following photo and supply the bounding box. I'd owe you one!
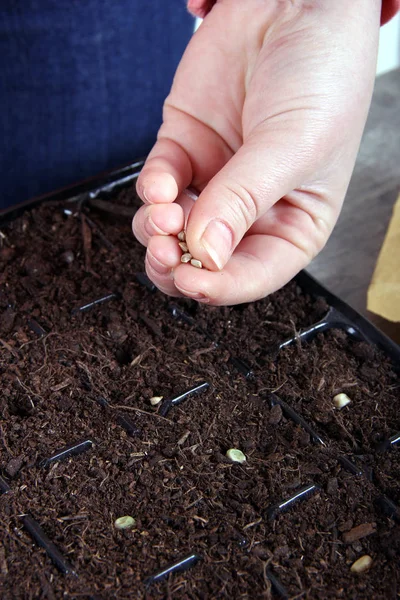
[224,182,260,231]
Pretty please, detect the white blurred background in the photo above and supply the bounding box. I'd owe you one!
[377,12,400,75]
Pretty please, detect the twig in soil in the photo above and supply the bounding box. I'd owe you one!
[342,522,376,544]
[50,379,71,392]
[159,381,210,417]
[58,514,89,522]
[20,514,77,576]
[143,552,201,586]
[135,272,157,293]
[80,213,93,272]
[27,319,47,337]
[116,414,141,437]
[243,518,262,530]
[0,338,19,358]
[72,292,119,314]
[16,377,43,405]
[0,475,11,494]
[112,405,171,422]
[376,431,400,452]
[83,215,115,250]
[337,455,363,476]
[139,313,163,337]
[268,394,326,446]
[37,569,56,600]
[39,439,94,468]
[266,483,320,521]
[88,197,136,218]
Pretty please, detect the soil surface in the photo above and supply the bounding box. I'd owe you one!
[0,185,399,599]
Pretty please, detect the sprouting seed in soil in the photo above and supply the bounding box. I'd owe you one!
[350,555,373,573]
[178,241,188,253]
[226,449,246,464]
[177,230,186,242]
[333,393,351,409]
[181,252,192,263]
[150,396,163,406]
[190,258,203,269]
[114,516,136,530]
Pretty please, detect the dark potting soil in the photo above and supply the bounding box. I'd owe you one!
[0,186,399,599]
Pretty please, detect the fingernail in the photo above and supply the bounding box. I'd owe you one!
[146,251,170,275]
[200,220,233,270]
[175,286,209,303]
[144,214,168,237]
[142,187,151,203]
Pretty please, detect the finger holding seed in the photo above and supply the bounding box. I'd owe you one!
[133,189,195,247]
[145,236,183,297]
[132,203,185,247]
[177,230,204,269]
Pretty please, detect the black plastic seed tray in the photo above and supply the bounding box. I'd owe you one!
[1,160,399,599]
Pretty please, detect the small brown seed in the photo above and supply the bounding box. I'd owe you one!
[181,253,192,263]
[177,231,186,242]
[178,242,189,253]
[190,259,203,269]
[350,555,372,573]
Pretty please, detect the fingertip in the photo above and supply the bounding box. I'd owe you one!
[137,171,179,204]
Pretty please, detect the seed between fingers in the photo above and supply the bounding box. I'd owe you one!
[191,259,203,269]
[178,231,204,269]
[181,253,192,263]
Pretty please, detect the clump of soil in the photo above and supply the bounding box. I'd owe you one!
[0,186,399,599]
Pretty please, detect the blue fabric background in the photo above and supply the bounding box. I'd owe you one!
[0,1,193,208]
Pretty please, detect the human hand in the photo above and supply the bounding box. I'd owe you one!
[133,0,380,305]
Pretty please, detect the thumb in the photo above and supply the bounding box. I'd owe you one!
[185,133,312,271]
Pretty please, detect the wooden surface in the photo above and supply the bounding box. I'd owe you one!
[307,68,400,344]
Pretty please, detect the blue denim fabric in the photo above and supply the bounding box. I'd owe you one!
[0,1,193,208]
